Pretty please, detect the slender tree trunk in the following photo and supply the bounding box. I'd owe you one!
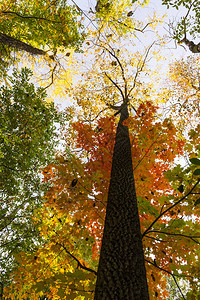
[94,105,149,300]
[0,32,46,55]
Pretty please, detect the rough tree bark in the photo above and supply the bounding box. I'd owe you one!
[0,32,46,56]
[94,104,149,299]
[179,37,200,53]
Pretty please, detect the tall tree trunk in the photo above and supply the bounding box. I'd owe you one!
[94,105,149,300]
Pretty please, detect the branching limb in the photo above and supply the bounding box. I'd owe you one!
[115,19,153,33]
[179,38,200,53]
[177,1,200,53]
[43,63,58,90]
[142,180,200,237]
[133,133,161,171]
[104,72,125,101]
[83,107,110,123]
[181,0,195,38]
[60,243,97,275]
[145,259,186,300]
[92,42,127,97]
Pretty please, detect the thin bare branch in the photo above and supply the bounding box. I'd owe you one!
[115,19,154,33]
[82,107,110,123]
[92,42,127,97]
[43,63,57,90]
[70,0,99,31]
[133,133,161,171]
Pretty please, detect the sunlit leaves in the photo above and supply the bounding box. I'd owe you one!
[0,67,62,291]
[167,56,200,133]
[0,0,85,52]
[3,1,200,298]
[0,0,85,79]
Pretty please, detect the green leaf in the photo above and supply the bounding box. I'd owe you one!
[193,169,200,176]
[189,158,200,165]
[194,198,200,206]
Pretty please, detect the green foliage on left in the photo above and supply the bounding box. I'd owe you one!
[0,0,85,76]
[0,67,62,287]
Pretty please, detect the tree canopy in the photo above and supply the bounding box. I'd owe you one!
[0,67,63,295]
[162,0,200,52]
[0,0,85,77]
[1,0,200,299]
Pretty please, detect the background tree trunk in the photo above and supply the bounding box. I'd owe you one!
[0,32,46,56]
[94,105,149,300]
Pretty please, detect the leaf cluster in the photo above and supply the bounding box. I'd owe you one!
[162,0,200,40]
[0,0,85,77]
[0,67,62,287]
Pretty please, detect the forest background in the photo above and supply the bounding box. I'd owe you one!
[0,0,200,299]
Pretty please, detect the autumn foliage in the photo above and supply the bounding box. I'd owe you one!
[2,0,200,298]
[5,99,197,299]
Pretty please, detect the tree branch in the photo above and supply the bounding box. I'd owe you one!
[142,180,200,237]
[60,243,97,275]
[128,42,155,96]
[115,19,154,33]
[147,230,200,244]
[43,63,58,90]
[1,11,60,23]
[0,32,46,56]
[145,258,186,300]
[94,42,127,98]
[104,72,125,101]
[133,133,161,171]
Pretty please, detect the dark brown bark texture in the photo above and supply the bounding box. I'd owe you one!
[94,105,149,300]
[180,37,200,53]
[0,32,46,55]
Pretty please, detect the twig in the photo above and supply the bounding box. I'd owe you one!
[147,230,200,245]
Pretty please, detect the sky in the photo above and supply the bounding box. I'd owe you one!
[64,0,192,99]
[69,0,191,60]
[49,0,194,114]
[64,0,195,167]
